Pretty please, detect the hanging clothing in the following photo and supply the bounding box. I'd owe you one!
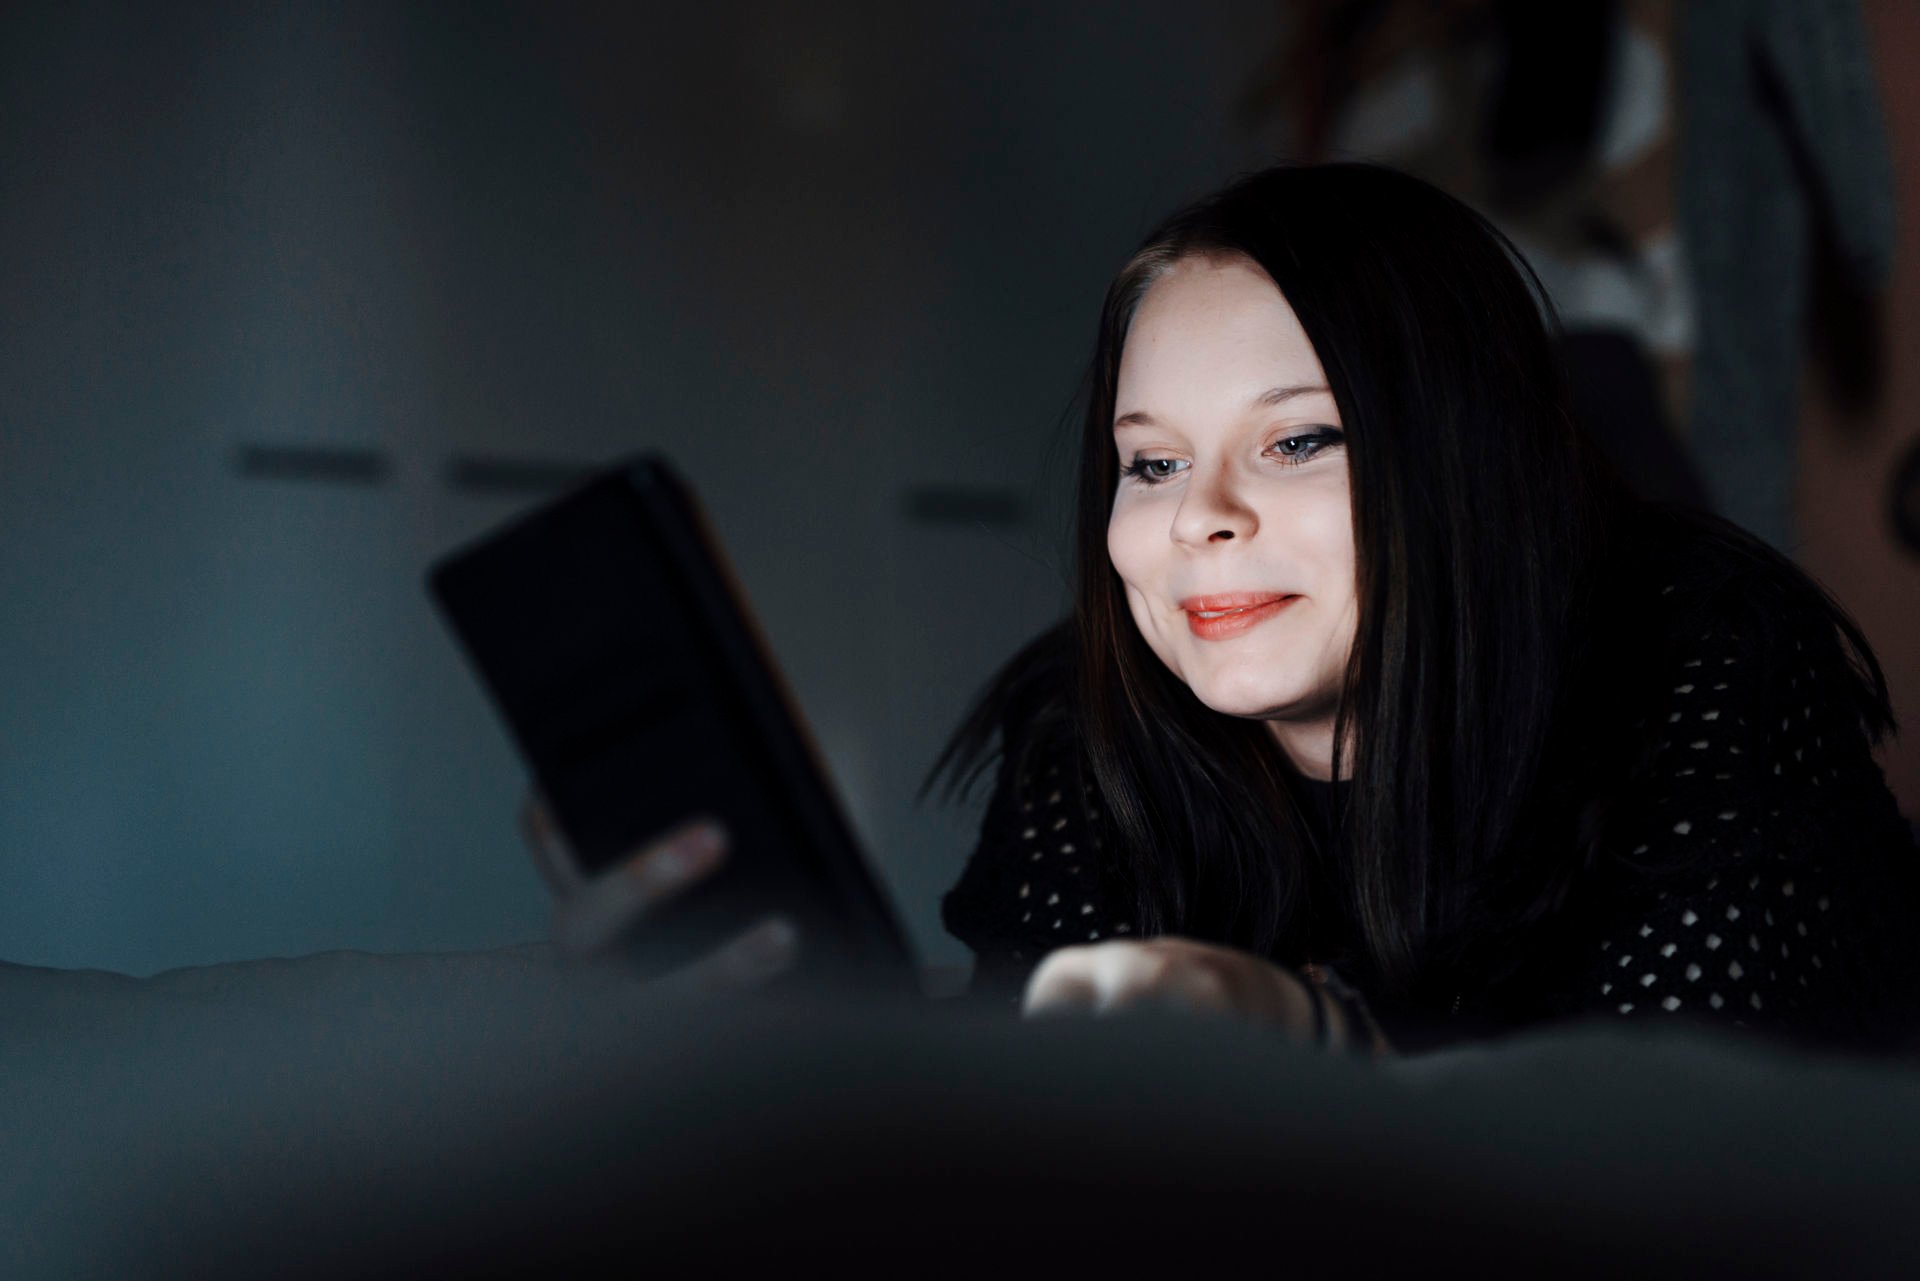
[1677,0,1897,553]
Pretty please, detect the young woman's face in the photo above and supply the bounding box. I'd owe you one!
[1106,253,1356,779]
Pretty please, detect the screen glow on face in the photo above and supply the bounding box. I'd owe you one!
[1106,254,1357,779]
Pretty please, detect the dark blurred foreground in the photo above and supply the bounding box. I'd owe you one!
[5,950,1918,1279]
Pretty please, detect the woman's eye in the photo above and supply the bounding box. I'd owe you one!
[1121,457,1186,484]
[1271,429,1342,462]
[1118,429,1342,486]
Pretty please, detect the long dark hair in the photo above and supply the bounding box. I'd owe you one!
[921,162,1898,1009]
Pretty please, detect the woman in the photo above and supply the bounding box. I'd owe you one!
[922,162,1920,1056]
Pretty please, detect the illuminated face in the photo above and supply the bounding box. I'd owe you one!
[1105,253,1357,781]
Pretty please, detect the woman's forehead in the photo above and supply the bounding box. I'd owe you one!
[1117,258,1327,416]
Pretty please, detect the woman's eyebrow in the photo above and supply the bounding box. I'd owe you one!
[1253,382,1331,408]
[1113,383,1332,431]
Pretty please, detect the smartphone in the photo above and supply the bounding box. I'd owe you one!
[427,454,917,994]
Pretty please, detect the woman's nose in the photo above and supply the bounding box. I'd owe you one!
[1170,462,1256,544]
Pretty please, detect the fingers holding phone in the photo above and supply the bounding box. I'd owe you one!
[525,800,723,954]
[521,795,800,989]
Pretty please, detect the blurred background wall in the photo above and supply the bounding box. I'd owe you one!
[1,0,1913,979]
[0,0,1282,974]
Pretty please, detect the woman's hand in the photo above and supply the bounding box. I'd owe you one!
[520,793,799,992]
[1021,936,1343,1048]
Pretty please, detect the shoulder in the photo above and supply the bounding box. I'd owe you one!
[941,685,1118,936]
[1545,505,1888,861]
[1535,507,1920,1040]
[1597,506,1898,859]
[1629,504,1893,745]
[1575,505,1898,818]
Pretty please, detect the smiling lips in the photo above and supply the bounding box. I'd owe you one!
[1180,592,1300,639]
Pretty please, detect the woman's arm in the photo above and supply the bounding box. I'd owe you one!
[941,706,1133,1008]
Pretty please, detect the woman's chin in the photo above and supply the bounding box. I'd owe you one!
[1188,680,1304,722]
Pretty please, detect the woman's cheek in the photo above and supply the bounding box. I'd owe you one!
[1105,505,1135,577]
[1110,495,1170,571]
[1106,518,1149,609]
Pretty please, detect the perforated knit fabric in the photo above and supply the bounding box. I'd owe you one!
[941,552,1920,1052]
[1545,611,1912,1041]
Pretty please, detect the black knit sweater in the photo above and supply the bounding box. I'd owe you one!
[941,517,1920,1054]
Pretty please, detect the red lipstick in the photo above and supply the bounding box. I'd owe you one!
[1181,593,1299,640]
